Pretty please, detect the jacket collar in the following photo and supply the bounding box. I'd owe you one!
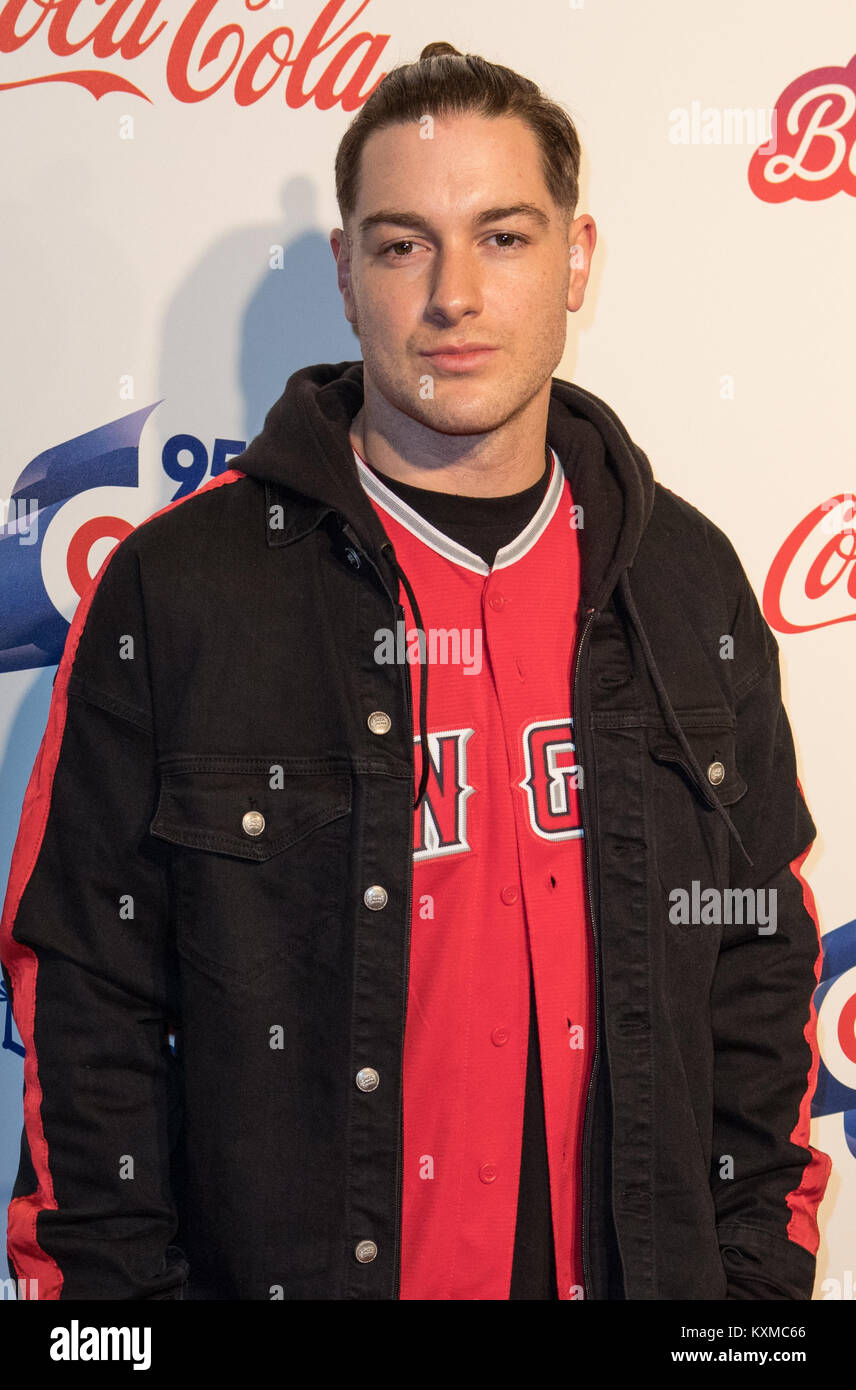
[238,361,750,861]
[236,359,656,612]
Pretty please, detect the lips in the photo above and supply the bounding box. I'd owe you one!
[420,345,498,373]
[421,344,496,355]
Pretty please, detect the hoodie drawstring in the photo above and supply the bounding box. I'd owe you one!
[617,570,753,869]
[382,543,431,811]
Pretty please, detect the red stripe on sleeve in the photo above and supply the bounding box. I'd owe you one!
[1,468,245,1297]
[784,791,833,1256]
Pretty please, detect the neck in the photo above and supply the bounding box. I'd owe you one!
[349,374,551,498]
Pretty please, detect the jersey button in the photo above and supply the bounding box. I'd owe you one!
[491,1027,509,1047]
[479,1164,498,1184]
[488,593,506,610]
[500,885,518,905]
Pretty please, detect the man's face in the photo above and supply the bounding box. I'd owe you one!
[330,112,595,438]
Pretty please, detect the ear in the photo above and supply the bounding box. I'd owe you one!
[567,214,597,313]
[330,227,357,328]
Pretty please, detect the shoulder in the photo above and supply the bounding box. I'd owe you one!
[635,481,778,688]
[130,468,257,555]
[91,469,259,586]
[645,482,763,607]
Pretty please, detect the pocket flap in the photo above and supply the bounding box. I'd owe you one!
[149,764,352,861]
[647,724,747,808]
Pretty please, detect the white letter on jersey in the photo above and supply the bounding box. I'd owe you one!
[414,729,475,860]
[519,719,584,840]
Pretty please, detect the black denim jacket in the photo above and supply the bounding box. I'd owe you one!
[1,360,830,1299]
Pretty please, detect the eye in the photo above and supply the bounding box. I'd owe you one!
[381,240,420,257]
[487,232,527,249]
[379,232,529,258]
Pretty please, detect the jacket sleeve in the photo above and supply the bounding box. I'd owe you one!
[709,562,832,1300]
[0,535,188,1300]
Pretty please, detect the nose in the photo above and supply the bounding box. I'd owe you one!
[424,239,483,325]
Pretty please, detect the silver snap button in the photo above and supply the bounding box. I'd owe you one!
[367,711,391,735]
[345,547,361,569]
[364,885,388,911]
[707,761,725,786]
[242,810,265,836]
[356,1067,379,1092]
[355,1240,377,1263]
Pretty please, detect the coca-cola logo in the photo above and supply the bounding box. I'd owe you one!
[763,495,856,633]
[0,0,389,108]
[749,52,856,201]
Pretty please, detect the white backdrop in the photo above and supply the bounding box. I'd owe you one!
[1,0,854,1299]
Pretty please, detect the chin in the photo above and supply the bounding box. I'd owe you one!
[395,400,504,436]
[379,378,503,427]
[426,414,508,437]
[422,392,527,434]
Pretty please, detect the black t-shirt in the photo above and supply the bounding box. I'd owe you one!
[362,450,552,565]
[361,447,559,1300]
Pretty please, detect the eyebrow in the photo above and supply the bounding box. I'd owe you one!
[357,203,552,237]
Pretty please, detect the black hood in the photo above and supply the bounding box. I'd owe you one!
[235,360,750,863]
[236,359,656,612]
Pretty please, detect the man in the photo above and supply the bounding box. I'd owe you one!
[1,43,830,1300]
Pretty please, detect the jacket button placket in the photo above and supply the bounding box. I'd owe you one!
[344,669,413,1298]
[595,725,655,1298]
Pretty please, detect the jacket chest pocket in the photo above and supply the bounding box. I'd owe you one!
[646,720,747,935]
[149,762,352,983]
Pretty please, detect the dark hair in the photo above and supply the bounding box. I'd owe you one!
[334,41,581,234]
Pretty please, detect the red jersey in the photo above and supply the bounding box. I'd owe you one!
[355,444,595,1300]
